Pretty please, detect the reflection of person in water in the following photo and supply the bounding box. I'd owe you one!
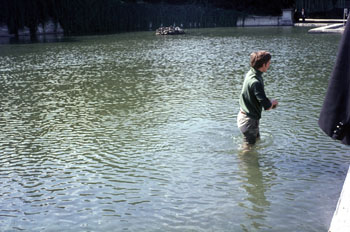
[238,150,274,231]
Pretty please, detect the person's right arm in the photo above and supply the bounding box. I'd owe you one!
[268,99,278,110]
[252,82,274,110]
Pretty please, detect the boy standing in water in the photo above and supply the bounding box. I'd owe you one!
[237,51,278,148]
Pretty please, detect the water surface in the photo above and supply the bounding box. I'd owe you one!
[0,27,349,231]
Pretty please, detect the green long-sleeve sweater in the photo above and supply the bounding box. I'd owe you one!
[239,68,272,120]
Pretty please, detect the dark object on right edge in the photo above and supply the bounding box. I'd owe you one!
[319,17,350,145]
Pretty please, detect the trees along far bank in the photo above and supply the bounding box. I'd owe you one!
[8,0,341,37]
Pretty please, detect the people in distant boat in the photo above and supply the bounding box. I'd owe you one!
[156,26,185,35]
[237,51,278,150]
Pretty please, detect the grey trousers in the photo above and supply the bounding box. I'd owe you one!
[237,111,260,145]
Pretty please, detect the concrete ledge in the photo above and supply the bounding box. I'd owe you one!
[237,16,279,26]
[329,165,350,232]
[301,18,346,24]
[294,23,328,27]
[308,23,345,34]
[237,9,293,27]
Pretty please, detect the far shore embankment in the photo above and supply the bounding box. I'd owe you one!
[294,18,346,34]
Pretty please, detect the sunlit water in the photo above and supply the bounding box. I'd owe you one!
[0,27,349,231]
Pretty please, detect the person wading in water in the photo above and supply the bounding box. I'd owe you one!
[237,51,278,150]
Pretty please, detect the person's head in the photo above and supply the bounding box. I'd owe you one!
[250,51,271,72]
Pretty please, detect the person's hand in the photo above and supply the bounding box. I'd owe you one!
[271,99,278,109]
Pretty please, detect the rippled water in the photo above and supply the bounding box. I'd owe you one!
[0,27,350,231]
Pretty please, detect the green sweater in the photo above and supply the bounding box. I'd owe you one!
[239,68,272,120]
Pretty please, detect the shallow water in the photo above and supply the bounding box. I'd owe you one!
[0,27,349,231]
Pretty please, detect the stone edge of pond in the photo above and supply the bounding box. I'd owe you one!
[328,165,350,232]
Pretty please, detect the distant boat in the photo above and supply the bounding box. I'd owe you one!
[156,26,185,35]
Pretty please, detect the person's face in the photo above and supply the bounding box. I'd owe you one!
[261,60,271,72]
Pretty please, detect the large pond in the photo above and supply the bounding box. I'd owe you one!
[0,27,349,231]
